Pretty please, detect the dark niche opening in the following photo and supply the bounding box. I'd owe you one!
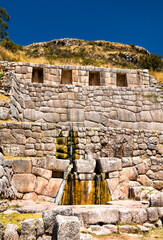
[61,70,72,85]
[32,67,43,83]
[89,71,100,86]
[116,73,127,87]
[52,171,63,178]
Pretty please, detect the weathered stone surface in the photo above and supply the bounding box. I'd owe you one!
[119,209,132,223]
[147,207,158,222]
[0,166,5,178]
[47,156,70,172]
[36,218,44,237]
[137,225,149,233]
[150,192,163,207]
[12,174,36,193]
[80,233,93,240]
[137,175,153,186]
[73,159,96,173]
[120,167,138,181]
[20,219,36,240]
[43,206,73,234]
[4,224,19,240]
[0,107,10,120]
[35,177,48,195]
[153,181,163,190]
[44,178,63,197]
[103,224,117,233]
[12,159,32,173]
[23,192,38,201]
[43,113,60,123]
[81,208,119,226]
[0,200,9,212]
[121,157,132,167]
[0,221,4,240]
[32,167,52,180]
[88,225,111,235]
[55,215,80,240]
[119,225,138,233]
[96,157,122,173]
[132,209,147,223]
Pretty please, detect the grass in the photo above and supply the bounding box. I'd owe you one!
[0,212,42,228]
[149,71,163,83]
[0,94,10,101]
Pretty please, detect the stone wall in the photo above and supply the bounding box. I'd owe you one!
[0,153,16,199]
[0,123,162,159]
[0,122,162,201]
[0,61,149,88]
[3,72,163,131]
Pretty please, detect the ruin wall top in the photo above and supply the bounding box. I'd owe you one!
[0,61,149,88]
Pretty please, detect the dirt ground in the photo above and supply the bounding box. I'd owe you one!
[92,229,163,240]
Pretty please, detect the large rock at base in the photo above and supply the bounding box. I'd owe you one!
[47,156,70,172]
[73,160,96,173]
[132,209,147,223]
[42,207,73,235]
[20,219,36,240]
[4,224,19,240]
[81,208,119,226]
[54,215,80,240]
[12,174,36,193]
[0,221,4,240]
[96,157,122,173]
[147,207,158,222]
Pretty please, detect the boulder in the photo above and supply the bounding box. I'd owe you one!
[81,208,119,226]
[150,192,163,207]
[12,159,32,173]
[47,156,70,172]
[119,209,132,223]
[55,215,80,240]
[147,207,158,222]
[132,209,147,223]
[12,174,36,193]
[44,178,63,197]
[96,157,122,173]
[32,167,52,180]
[20,219,36,240]
[119,225,138,233]
[137,225,149,233]
[0,107,10,120]
[73,160,96,173]
[4,224,19,240]
[36,218,44,237]
[43,207,73,235]
[0,221,4,240]
[35,177,48,195]
[0,200,9,212]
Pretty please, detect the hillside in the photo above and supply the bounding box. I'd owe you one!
[0,38,162,82]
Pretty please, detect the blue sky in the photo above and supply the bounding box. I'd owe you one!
[1,0,163,55]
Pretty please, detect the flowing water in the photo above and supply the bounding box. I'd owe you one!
[61,173,111,205]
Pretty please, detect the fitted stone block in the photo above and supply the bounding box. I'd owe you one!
[47,157,70,172]
[12,159,32,173]
[96,157,122,173]
[12,174,36,193]
[55,215,80,240]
